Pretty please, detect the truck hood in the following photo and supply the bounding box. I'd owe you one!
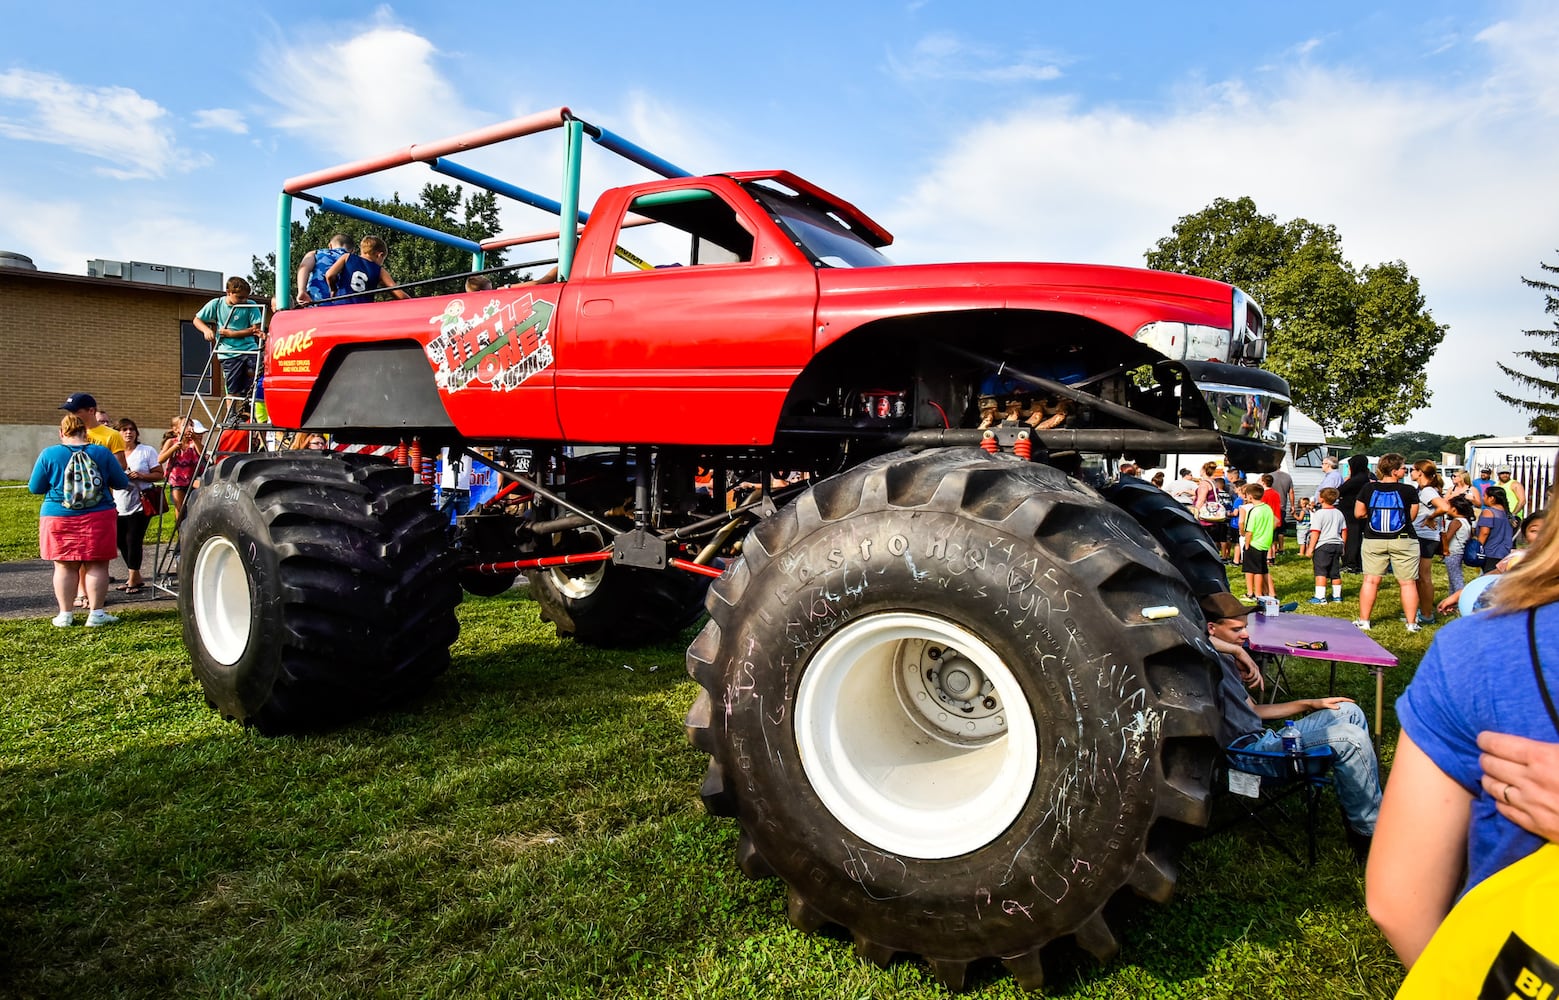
[814,261,1236,345]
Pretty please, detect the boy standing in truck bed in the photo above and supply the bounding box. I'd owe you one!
[323,235,410,305]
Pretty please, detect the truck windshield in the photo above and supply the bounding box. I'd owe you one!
[748,186,892,269]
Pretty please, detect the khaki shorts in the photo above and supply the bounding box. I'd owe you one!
[1362,536,1421,582]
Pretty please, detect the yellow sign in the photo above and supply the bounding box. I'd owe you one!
[271,329,315,361]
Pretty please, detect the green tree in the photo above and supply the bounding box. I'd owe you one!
[1498,255,1559,429]
[1146,196,1448,447]
[248,184,534,302]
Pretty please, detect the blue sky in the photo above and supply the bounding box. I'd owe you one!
[3,1,1556,437]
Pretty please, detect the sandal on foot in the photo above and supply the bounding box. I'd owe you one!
[122,585,144,595]
[73,596,88,609]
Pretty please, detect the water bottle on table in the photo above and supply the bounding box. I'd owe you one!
[1279,720,1305,780]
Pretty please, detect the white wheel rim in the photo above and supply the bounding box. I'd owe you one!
[192,535,253,666]
[549,526,607,599]
[794,611,1038,859]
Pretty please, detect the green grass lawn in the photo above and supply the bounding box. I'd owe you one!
[0,502,1448,998]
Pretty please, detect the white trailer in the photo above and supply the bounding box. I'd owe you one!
[1463,436,1558,512]
[1282,408,1330,501]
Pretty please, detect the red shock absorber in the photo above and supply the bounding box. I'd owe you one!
[980,429,999,454]
[392,440,408,466]
[1013,431,1032,461]
[408,437,423,475]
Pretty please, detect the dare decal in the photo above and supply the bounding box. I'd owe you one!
[271,328,315,373]
[426,294,555,393]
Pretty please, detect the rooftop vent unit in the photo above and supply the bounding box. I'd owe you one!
[87,258,223,291]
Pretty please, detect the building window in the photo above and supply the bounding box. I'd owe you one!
[180,320,213,395]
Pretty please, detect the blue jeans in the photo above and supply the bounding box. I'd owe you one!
[1240,702,1381,835]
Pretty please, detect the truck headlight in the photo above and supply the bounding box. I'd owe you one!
[1232,288,1266,361]
[1133,321,1231,362]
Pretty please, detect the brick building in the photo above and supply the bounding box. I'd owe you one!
[0,253,224,479]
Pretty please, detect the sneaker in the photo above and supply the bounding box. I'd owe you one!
[1416,613,1436,626]
[85,610,119,627]
[1239,594,1259,604]
[1353,619,1371,631]
[1345,826,1373,864]
[52,612,74,627]
[1405,622,1421,634]
[1329,596,1343,603]
[1308,597,1329,604]
[1279,601,1299,613]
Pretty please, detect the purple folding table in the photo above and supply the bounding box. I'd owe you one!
[1246,613,1399,733]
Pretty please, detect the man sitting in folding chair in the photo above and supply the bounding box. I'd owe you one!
[1202,592,1384,862]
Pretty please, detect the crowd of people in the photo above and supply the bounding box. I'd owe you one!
[1143,453,1549,632]
[25,232,532,625]
[1139,452,1558,980]
[22,389,313,623]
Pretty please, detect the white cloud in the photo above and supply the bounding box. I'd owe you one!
[880,9,1559,436]
[191,108,248,134]
[0,69,203,179]
[1475,4,1559,115]
[0,188,254,282]
[887,33,1064,86]
[256,17,481,162]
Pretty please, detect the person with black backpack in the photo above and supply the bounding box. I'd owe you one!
[1354,453,1423,633]
[27,412,130,627]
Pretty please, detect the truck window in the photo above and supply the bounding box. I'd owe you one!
[612,188,755,273]
[747,183,892,269]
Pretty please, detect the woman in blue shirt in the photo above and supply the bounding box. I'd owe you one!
[28,412,131,626]
[1366,513,1559,967]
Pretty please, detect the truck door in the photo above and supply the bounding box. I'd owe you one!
[557,183,817,445]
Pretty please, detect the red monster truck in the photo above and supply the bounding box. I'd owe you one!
[179,108,1285,990]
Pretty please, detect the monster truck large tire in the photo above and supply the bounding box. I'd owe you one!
[685,449,1221,991]
[1099,475,1230,598]
[526,524,710,647]
[180,452,461,735]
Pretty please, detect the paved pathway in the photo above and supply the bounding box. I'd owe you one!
[0,544,177,620]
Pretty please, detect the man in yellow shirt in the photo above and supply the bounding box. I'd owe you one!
[60,392,127,471]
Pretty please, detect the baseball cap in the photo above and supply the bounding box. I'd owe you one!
[1199,592,1256,621]
[1497,466,1511,475]
[59,392,97,412]
[188,419,207,434]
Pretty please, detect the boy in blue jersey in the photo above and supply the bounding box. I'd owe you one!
[323,235,410,305]
[294,232,351,304]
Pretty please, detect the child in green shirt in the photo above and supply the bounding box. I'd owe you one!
[1241,481,1276,600]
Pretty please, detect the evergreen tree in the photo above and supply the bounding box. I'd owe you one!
[1498,255,1559,430]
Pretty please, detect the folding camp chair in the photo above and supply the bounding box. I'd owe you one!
[1210,741,1337,866]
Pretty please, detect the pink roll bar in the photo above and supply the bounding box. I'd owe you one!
[282,106,572,195]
